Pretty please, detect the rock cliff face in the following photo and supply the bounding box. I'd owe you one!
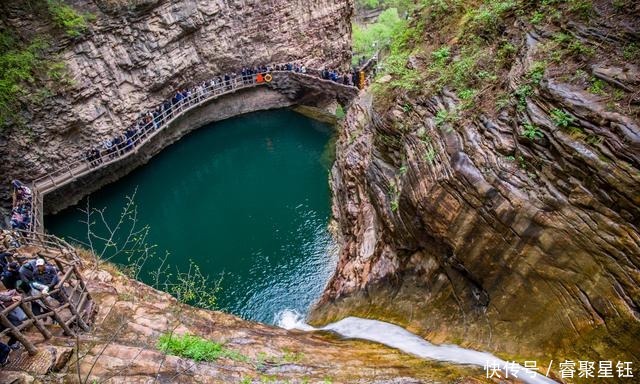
[14,252,497,383]
[41,72,358,214]
[311,0,640,367]
[0,0,353,203]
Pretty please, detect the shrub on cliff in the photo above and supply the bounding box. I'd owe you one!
[0,32,51,130]
[47,0,92,38]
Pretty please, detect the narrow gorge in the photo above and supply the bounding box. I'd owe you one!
[0,0,638,383]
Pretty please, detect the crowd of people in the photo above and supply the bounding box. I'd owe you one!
[11,62,367,236]
[321,68,360,86]
[10,180,32,232]
[0,231,64,366]
[79,62,357,169]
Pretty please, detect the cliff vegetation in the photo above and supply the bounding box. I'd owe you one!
[314,0,640,377]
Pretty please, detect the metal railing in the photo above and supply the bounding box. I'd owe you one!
[2,63,366,357]
[33,75,264,195]
[18,68,359,234]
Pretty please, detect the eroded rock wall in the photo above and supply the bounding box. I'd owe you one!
[0,0,353,202]
[311,1,640,367]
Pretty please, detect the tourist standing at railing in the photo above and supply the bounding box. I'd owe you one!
[30,259,62,300]
[162,99,172,120]
[0,288,26,350]
[19,259,64,307]
[102,138,112,158]
[45,62,362,182]
[11,181,31,207]
[125,127,136,151]
[241,67,248,84]
[19,259,54,293]
[0,251,8,271]
[0,231,20,250]
[0,289,27,323]
[10,181,32,231]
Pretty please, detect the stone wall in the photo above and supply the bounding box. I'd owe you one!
[0,0,354,204]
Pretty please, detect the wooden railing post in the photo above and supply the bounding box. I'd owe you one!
[48,303,75,337]
[0,313,38,355]
[20,302,52,340]
[57,286,89,332]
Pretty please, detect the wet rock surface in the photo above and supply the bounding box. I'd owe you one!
[19,255,497,383]
[311,4,640,367]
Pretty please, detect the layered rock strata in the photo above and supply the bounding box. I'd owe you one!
[311,8,640,368]
[0,0,354,203]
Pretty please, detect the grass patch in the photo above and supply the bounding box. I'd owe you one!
[521,123,543,140]
[547,32,594,63]
[550,108,575,128]
[157,333,248,363]
[464,0,517,40]
[588,77,606,95]
[434,108,460,131]
[622,43,639,61]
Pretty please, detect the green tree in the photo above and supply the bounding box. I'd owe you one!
[353,8,405,58]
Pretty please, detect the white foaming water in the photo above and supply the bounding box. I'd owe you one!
[275,310,558,384]
[275,309,317,331]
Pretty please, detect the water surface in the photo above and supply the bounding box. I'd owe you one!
[47,109,338,323]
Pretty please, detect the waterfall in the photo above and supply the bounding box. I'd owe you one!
[275,310,558,384]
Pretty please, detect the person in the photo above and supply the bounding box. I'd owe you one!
[0,231,19,249]
[0,289,25,350]
[102,139,113,159]
[0,251,9,270]
[21,259,61,298]
[11,180,32,205]
[10,207,29,231]
[1,262,22,291]
[20,258,64,318]
[93,148,102,164]
[0,342,10,366]
[241,67,248,84]
[0,289,26,322]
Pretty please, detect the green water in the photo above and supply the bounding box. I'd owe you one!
[46,109,338,324]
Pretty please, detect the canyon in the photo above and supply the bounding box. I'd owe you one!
[0,0,639,382]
